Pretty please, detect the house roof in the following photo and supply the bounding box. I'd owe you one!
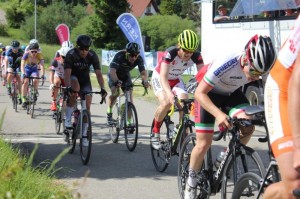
[128,0,159,17]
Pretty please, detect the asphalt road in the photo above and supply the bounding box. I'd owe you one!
[0,77,270,199]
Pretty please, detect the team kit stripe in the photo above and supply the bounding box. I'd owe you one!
[195,123,214,133]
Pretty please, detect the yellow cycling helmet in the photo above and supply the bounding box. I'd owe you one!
[178,29,199,51]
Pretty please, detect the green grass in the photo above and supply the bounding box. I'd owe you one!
[0,110,75,199]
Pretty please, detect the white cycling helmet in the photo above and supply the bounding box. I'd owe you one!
[5,45,11,51]
[62,41,74,48]
[29,39,39,45]
[58,46,72,57]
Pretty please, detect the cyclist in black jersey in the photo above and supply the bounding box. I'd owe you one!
[106,42,150,125]
[4,40,23,104]
[64,34,107,147]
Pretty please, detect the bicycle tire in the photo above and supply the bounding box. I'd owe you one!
[177,133,197,199]
[178,123,194,153]
[231,172,262,199]
[150,119,170,172]
[31,94,35,119]
[80,110,92,165]
[12,84,17,112]
[68,110,79,154]
[124,102,138,152]
[221,145,266,199]
[109,102,120,143]
[55,109,62,135]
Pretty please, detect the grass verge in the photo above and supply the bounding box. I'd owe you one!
[0,110,75,199]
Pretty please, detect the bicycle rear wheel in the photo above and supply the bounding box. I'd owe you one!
[12,85,18,112]
[124,102,138,152]
[55,109,62,135]
[221,145,266,199]
[150,119,170,172]
[109,102,120,143]
[231,172,262,199]
[80,110,92,165]
[68,110,79,154]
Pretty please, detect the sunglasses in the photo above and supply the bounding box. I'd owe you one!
[61,56,65,59]
[31,50,38,54]
[249,67,264,77]
[128,53,139,58]
[181,48,194,54]
[79,46,89,51]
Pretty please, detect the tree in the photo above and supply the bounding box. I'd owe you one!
[87,0,130,49]
[159,0,177,15]
[20,1,86,44]
[181,0,201,26]
[139,14,198,51]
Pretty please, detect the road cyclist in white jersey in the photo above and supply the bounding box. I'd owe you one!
[150,29,204,150]
[184,34,277,199]
[49,45,72,111]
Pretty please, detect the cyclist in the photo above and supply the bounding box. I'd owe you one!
[24,39,41,53]
[4,40,23,104]
[1,45,11,86]
[64,34,107,147]
[264,15,300,199]
[184,34,276,199]
[54,40,74,58]
[106,42,150,125]
[150,29,204,150]
[21,42,45,108]
[49,46,72,111]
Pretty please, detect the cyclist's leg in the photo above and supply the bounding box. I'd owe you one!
[50,75,61,111]
[21,66,31,105]
[226,90,254,145]
[151,70,172,133]
[6,67,13,94]
[172,78,189,124]
[65,76,80,128]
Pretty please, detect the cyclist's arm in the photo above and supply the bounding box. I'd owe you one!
[64,68,72,87]
[288,52,300,171]
[196,63,204,71]
[49,69,54,85]
[109,68,119,83]
[20,59,25,75]
[140,70,148,81]
[195,79,230,129]
[3,56,8,72]
[39,59,45,77]
[94,69,105,89]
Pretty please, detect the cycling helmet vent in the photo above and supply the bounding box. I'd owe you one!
[29,43,39,50]
[125,42,140,54]
[178,29,199,51]
[29,39,39,45]
[11,40,20,48]
[62,41,74,48]
[76,35,92,48]
[245,34,276,74]
[59,46,72,56]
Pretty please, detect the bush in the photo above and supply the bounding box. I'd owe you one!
[0,24,8,36]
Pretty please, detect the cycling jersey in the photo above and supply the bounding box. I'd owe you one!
[151,47,203,96]
[50,58,64,78]
[109,50,145,80]
[264,15,300,158]
[22,52,44,66]
[202,52,250,95]
[194,52,250,134]
[154,47,203,80]
[5,48,23,69]
[64,48,100,91]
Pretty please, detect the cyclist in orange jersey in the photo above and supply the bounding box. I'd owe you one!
[264,14,300,199]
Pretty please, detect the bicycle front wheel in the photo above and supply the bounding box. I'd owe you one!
[178,133,197,199]
[80,110,92,165]
[150,119,170,172]
[124,102,138,152]
[12,88,18,112]
[109,102,120,143]
[55,109,62,135]
[231,172,262,199]
[221,145,266,199]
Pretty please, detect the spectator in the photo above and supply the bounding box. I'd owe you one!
[284,9,297,16]
[214,5,230,22]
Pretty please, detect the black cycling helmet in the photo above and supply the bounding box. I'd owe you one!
[126,42,140,54]
[245,34,276,74]
[76,35,92,48]
[11,40,20,48]
[28,42,39,50]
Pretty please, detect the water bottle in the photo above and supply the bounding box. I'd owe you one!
[214,148,227,169]
[168,121,174,139]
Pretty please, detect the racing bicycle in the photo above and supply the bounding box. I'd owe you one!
[109,82,148,152]
[52,85,66,135]
[178,105,267,199]
[64,90,106,165]
[23,76,40,118]
[150,97,195,172]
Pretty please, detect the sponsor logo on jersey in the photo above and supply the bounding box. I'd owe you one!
[230,76,242,79]
[213,58,238,77]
